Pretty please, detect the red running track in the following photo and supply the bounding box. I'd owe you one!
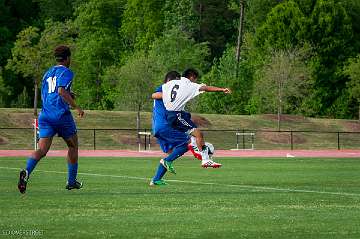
[1,149,360,158]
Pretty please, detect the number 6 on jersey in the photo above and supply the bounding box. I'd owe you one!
[170,84,179,102]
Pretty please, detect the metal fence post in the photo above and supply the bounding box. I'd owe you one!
[290,131,293,150]
[93,129,96,150]
[236,129,239,150]
[337,132,340,150]
[242,129,245,149]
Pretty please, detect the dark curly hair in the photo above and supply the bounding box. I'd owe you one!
[54,45,71,62]
[164,71,180,83]
[182,68,199,79]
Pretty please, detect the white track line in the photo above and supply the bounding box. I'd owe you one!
[1,166,359,197]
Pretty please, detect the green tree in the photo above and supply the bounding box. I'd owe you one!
[120,0,165,51]
[72,0,125,109]
[197,46,253,114]
[148,27,210,83]
[11,87,30,108]
[110,52,159,131]
[163,0,198,35]
[6,21,76,114]
[194,0,237,58]
[339,0,360,52]
[255,1,306,51]
[6,26,42,114]
[243,0,282,32]
[34,0,78,21]
[344,55,360,120]
[0,0,14,67]
[303,0,353,117]
[0,67,10,107]
[251,48,310,130]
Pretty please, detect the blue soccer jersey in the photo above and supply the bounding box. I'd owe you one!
[152,86,169,135]
[152,86,189,153]
[38,65,77,139]
[41,65,73,120]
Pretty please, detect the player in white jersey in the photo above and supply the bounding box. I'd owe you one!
[152,68,230,170]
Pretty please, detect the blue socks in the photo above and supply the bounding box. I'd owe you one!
[164,144,188,162]
[26,158,39,176]
[153,143,188,181]
[67,162,78,185]
[153,163,167,182]
[25,157,78,185]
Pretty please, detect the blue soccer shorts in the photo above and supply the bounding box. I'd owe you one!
[154,127,190,153]
[38,112,77,140]
[166,111,197,134]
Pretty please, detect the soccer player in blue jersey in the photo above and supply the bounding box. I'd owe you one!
[150,71,189,185]
[152,69,228,176]
[18,45,84,194]
[150,71,221,186]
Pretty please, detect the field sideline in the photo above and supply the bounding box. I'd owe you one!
[1,156,360,238]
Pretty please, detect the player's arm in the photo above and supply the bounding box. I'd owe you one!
[58,87,84,117]
[152,92,163,99]
[199,85,231,94]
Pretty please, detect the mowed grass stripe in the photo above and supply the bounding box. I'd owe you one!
[1,165,359,197]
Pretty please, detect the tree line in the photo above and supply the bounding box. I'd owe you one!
[1,0,360,120]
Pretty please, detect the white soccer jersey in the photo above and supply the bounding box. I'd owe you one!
[162,77,205,111]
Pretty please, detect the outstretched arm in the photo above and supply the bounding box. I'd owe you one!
[199,85,231,94]
[152,92,163,99]
[58,87,84,117]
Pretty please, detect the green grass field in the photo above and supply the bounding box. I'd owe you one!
[1,156,360,239]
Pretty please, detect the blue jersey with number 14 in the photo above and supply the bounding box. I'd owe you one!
[41,65,73,121]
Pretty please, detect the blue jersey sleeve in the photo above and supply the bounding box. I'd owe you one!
[58,69,73,90]
[155,86,162,93]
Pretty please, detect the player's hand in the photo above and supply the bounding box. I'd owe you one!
[70,91,76,99]
[223,88,231,94]
[76,107,84,118]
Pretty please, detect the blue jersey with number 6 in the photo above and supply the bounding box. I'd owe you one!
[41,65,73,121]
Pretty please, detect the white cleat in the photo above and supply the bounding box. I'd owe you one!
[201,160,222,168]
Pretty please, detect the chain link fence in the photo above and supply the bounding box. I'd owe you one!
[1,128,360,150]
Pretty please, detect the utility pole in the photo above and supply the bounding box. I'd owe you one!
[236,0,245,78]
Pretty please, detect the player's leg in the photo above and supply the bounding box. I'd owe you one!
[150,137,171,185]
[171,111,211,162]
[26,137,53,173]
[159,126,191,174]
[59,114,82,190]
[188,136,222,168]
[18,121,55,194]
[63,134,82,190]
[151,128,190,185]
[150,163,168,186]
[160,142,188,174]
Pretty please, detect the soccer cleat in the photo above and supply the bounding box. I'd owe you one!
[149,179,168,186]
[160,159,176,174]
[18,169,29,194]
[66,180,83,190]
[201,160,222,168]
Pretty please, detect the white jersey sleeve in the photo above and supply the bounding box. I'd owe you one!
[162,77,205,111]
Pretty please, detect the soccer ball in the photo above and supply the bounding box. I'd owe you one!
[205,142,215,157]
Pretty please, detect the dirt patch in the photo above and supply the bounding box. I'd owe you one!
[9,113,35,127]
[0,136,8,145]
[192,115,212,127]
[259,131,306,144]
[112,133,157,147]
[262,114,308,123]
[343,121,360,132]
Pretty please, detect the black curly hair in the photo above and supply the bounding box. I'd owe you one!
[54,45,71,62]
